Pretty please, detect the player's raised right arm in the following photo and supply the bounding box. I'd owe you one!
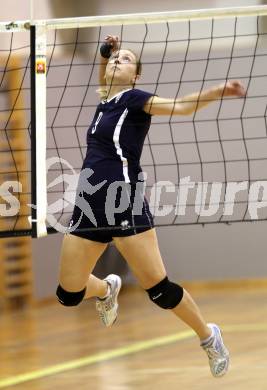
[144,81,246,116]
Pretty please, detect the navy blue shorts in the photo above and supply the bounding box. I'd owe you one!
[68,181,154,243]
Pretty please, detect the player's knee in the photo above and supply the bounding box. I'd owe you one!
[146,276,184,309]
[56,284,86,306]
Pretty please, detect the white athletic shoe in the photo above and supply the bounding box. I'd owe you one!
[96,274,122,327]
[201,323,230,377]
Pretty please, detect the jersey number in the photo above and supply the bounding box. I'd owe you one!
[91,111,103,134]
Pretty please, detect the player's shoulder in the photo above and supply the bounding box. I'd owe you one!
[122,88,154,104]
[119,88,143,100]
[124,88,149,97]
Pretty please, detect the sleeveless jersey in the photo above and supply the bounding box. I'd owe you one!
[83,88,154,183]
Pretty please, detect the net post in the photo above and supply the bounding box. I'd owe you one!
[30,23,48,238]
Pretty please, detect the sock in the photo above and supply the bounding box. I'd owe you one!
[98,282,110,300]
[201,326,214,346]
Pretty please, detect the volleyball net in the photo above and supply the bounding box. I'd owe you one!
[0,5,267,238]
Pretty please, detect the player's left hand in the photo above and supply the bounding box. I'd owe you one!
[221,80,246,97]
[104,35,120,52]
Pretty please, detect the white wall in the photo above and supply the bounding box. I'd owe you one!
[0,0,265,22]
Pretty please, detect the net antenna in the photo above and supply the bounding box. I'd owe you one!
[1,4,267,238]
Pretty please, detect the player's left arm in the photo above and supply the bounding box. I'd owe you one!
[143,81,246,116]
[97,35,119,100]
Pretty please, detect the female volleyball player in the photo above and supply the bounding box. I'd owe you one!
[56,35,246,377]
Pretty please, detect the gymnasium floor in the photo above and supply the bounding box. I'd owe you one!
[1,285,267,390]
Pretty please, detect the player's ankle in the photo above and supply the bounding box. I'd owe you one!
[200,326,213,344]
[97,281,110,300]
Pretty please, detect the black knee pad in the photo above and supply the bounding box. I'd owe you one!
[56,285,86,306]
[146,277,184,309]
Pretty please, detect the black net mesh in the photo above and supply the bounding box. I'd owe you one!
[1,15,267,237]
[0,31,31,237]
[45,16,267,232]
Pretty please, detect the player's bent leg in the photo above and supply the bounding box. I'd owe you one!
[114,229,209,335]
[113,228,230,377]
[57,234,108,305]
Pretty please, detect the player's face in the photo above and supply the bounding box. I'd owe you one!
[105,49,139,86]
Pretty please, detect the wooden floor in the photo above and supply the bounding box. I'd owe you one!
[1,285,267,390]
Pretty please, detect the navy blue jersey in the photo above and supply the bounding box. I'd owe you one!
[83,88,154,183]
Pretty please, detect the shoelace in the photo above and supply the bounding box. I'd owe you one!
[204,346,222,360]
